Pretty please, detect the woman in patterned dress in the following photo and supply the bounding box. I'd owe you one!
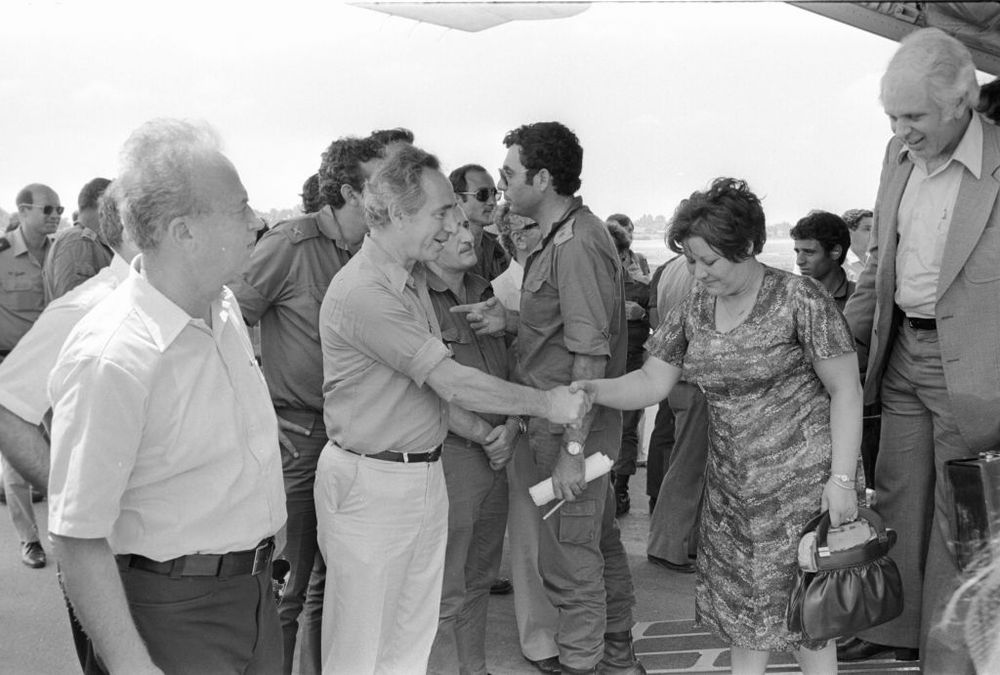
[575,178,862,674]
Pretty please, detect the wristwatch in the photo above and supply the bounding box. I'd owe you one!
[565,440,583,456]
[830,473,856,484]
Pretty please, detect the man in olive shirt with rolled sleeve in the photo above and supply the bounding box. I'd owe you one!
[231,135,380,675]
[425,220,517,675]
[455,122,641,674]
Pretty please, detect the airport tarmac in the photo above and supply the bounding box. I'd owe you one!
[0,468,917,674]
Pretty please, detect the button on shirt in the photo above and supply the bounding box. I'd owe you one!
[320,236,451,454]
[895,113,983,318]
[0,254,130,425]
[43,224,113,302]
[47,261,286,560]
[426,268,509,430]
[0,227,49,352]
[231,207,354,413]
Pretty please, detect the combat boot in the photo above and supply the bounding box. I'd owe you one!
[598,630,646,674]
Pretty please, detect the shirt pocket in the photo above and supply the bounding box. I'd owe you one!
[520,254,558,329]
[1,274,43,311]
[963,223,1000,283]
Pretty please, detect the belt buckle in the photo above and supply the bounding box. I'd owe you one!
[252,541,272,576]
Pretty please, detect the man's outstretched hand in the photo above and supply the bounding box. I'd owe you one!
[450,297,507,336]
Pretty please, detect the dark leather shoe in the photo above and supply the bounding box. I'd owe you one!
[599,631,647,674]
[526,655,561,673]
[21,541,46,569]
[837,637,918,662]
[647,554,694,573]
[489,577,513,595]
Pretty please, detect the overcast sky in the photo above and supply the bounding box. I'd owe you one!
[1,1,934,225]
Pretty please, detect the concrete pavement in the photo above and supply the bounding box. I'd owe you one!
[0,469,918,673]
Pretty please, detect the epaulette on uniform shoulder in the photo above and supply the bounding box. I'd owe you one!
[553,219,575,246]
[278,217,320,245]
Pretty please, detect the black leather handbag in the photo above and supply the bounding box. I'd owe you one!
[786,506,903,641]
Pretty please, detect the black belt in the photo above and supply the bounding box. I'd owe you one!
[341,446,442,463]
[906,316,937,330]
[116,538,274,578]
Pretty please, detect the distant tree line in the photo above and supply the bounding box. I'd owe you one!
[633,213,790,239]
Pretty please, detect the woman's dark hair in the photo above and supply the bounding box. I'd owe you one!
[667,177,765,262]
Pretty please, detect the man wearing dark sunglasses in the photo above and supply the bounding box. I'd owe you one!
[1,182,60,570]
[450,164,508,281]
[43,178,114,302]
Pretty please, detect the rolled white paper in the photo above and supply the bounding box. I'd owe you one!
[529,452,615,506]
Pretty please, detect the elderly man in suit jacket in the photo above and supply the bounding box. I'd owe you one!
[841,28,1000,673]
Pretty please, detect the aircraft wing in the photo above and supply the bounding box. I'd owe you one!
[792,2,1000,76]
[350,1,1000,76]
[348,1,589,33]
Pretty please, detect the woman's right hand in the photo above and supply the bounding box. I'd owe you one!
[822,479,859,527]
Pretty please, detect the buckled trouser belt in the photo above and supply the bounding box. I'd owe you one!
[116,538,275,577]
[341,446,442,463]
[906,316,937,330]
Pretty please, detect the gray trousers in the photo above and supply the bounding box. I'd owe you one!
[860,324,978,674]
[647,382,709,564]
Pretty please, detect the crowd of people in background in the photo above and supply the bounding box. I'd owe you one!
[0,24,998,675]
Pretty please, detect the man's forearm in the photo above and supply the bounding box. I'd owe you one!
[563,354,606,446]
[52,536,159,673]
[0,405,50,492]
[505,309,520,335]
[428,360,551,419]
[447,403,493,445]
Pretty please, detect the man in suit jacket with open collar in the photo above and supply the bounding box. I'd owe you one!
[842,28,1000,673]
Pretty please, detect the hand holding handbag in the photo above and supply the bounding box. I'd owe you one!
[786,506,904,641]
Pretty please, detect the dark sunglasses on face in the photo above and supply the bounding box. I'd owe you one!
[510,222,540,235]
[19,203,64,216]
[456,187,499,203]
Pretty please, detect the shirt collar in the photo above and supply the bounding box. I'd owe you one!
[109,253,131,281]
[360,234,418,293]
[830,269,851,299]
[316,206,355,253]
[7,227,29,257]
[126,255,218,352]
[425,266,490,300]
[897,112,984,179]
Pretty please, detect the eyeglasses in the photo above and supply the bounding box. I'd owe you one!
[19,203,64,216]
[510,223,540,235]
[456,187,498,203]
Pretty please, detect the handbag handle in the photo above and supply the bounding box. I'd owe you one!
[814,506,890,547]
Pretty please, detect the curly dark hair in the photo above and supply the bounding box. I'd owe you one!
[606,212,633,231]
[790,210,851,265]
[369,127,415,147]
[318,136,382,210]
[300,173,323,213]
[78,177,112,211]
[502,122,582,196]
[841,208,873,231]
[667,177,766,262]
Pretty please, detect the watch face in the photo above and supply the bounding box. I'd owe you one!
[567,441,582,455]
